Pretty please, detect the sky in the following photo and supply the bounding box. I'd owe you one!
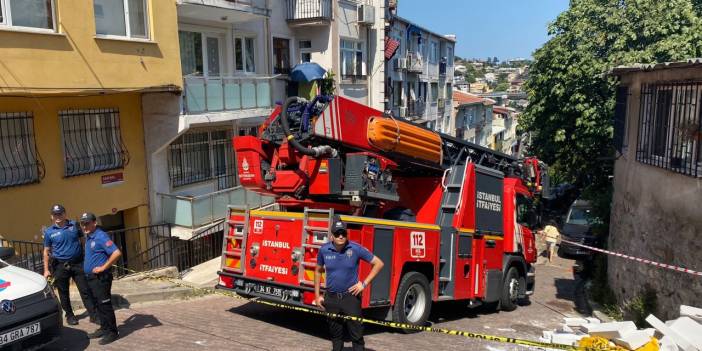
[397,0,570,60]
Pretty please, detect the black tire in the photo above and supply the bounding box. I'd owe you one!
[500,267,520,312]
[392,272,432,333]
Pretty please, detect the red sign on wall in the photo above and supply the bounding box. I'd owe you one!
[101,172,124,187]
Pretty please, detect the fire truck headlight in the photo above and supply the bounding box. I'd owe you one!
[249,243,260,257]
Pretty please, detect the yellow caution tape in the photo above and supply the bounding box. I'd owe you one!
[115,265,618,351]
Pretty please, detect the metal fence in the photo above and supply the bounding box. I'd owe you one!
[637,82,702,177]
[0,239,44,273]
[286,0,332,21]
[107,224,172,277]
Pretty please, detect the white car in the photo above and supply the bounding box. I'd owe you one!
[0,247,62,351]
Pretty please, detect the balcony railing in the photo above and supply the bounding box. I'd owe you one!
[160,186,276,229]
[407,100,426,118]
[406,52,424,73]
[180,0,270,16]
[182,76,274,114]
[286,0,332,23]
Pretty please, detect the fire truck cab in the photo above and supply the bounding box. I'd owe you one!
[216,95,547,327]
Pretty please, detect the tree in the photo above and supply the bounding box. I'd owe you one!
[521,0,702,198]
[495,82,510,92]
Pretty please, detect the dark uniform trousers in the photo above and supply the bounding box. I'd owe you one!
[324,292,364,351]
[51,258,96,318]
[87,272,118,334]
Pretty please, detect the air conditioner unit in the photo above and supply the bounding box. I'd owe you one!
[395,57,407,71]
[357,4,375,25]
[398,106,407,118]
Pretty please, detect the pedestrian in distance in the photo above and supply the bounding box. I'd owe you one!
[42,204,97,326]
[314,216,384,351]
[540,220,561,263]
[80,212,122,345]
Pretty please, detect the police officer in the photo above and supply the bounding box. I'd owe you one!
[80,212,122,345]
[42,204,97,326]
[314,217,384,351]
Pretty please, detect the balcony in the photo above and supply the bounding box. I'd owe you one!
[182,76,273,114]
[407,100,426,119]
[178,0,270,20]
[406,52,424,73]
[286,0,332,26]
[160,186,276,229]
[439,61,447,76]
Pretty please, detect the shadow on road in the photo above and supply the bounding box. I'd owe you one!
[118,313,163,339]
[46,326,90,351]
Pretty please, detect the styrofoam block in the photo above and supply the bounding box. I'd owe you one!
[659,336,682,351]
[558,325,574,333]
[552,333,586,346]
[681,305,702,323]
[582,321,637,339]
[646,314,697,351]
[542,330,553,340]
[586,317,601,324]
[564,317,589,327]
[613,329,656,350]
[669,317,702,350]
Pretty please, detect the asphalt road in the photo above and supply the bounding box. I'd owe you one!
[46,253,581,351]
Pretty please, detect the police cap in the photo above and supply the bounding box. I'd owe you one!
[79,212,97,223]
[51,204,66,215]
[331,216,346,234]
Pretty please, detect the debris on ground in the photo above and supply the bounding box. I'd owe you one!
[539,304,702,350]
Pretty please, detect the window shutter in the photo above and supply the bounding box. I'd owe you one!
[613,86,628,154]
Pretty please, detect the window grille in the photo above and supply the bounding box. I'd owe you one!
[168,129,236,189]
[59,109,129,177]
[637,82,702,177]
[0,112,44,188]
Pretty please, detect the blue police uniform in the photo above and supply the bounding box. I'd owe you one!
[43,220,96,321]
[84,228,119,337]
[317,241,374,293]
[317,240,374,351]
[43,220,82,260]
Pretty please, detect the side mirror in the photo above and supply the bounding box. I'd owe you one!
[0,247,15,260]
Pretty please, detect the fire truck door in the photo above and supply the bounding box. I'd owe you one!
[474,166,505,301]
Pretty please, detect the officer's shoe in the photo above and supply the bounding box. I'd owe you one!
[87,329,106,339]
[89,315,99,324]
[98,333,119,345]
[66,315,78,326]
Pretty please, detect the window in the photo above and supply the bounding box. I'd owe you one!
[59,109,129,177]
[273,37,291,74]
[431,83,438,102]
[0,112,44,188]
[430,41,439,64]
[168,129,236,189]
[447,46,454,66]
[94,0,149,39]
[299,40,312,63]
[340,38,365,78]
[516,194,534,226]
[235,36,256,73]
[0,0,55,30]
[446,83,452,100]
[179,31,224,77]
[637,82,702,177]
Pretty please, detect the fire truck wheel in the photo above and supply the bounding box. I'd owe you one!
[393,272,432,333]
[500,267,520,312]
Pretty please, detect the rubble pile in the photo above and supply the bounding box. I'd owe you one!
[538,305,702,351]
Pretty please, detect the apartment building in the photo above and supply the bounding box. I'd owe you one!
[0,1,181,254]
[385,13,455,133]
[450,91,494,145]
[145,0,386,237]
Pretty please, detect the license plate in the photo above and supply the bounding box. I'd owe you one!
[253,284,283,298]
[0,322,41,346]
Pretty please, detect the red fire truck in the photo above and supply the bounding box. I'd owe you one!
[216,94,549,327]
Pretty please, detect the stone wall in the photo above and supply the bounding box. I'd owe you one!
[609,66,702,319]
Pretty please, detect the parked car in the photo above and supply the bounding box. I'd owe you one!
[558,200,600,257]
[0,247,62,351]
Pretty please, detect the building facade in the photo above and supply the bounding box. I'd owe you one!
[450,91,494,145]
[609,62,702,319]
[385,12,455,133]
[0,1,181,247]
[145,0,388,237]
